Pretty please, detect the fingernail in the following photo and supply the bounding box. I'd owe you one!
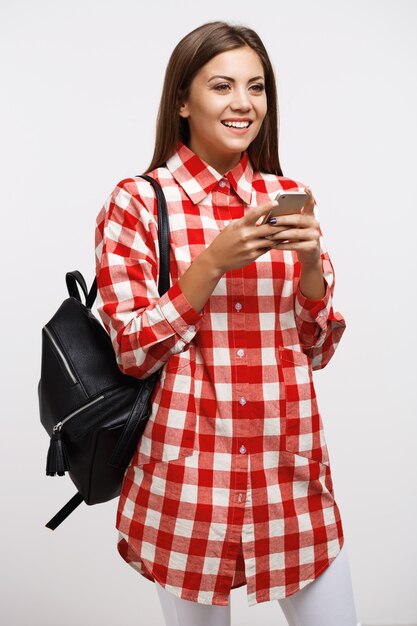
[269,217,278,224]
[271,200,278,206]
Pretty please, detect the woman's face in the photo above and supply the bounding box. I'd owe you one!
[179,46,267,175]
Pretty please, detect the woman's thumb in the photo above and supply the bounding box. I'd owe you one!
[251,200,278,225]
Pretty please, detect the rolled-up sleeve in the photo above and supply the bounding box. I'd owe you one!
[293,202,346,371]
[94,178,205,380]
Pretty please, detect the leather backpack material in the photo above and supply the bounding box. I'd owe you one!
[39,174,170,529]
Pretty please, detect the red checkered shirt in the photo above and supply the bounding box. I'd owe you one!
[94,139,347,607]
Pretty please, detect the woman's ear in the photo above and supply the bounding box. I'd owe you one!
[177,90,189,118]
[178,103,189,118]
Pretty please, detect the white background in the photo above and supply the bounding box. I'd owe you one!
[1,1,416,624]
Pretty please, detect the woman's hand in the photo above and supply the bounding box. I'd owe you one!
[204,200,286,274]
[264,187,321,267]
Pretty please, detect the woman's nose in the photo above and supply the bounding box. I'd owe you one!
[230,87,252,110]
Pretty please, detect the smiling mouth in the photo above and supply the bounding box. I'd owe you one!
[221,121,253,130]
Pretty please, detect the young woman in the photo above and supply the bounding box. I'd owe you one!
[95,20,360,626]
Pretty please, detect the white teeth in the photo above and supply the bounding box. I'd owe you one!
[222,121,250,128]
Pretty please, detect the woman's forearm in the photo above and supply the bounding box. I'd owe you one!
[177,252,326,316]
[177,251,224,314]
[299,258,327,300]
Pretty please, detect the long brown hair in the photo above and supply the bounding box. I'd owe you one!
[145,21,284,176]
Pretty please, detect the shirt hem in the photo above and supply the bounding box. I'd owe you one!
[247,535,345,607]
[116,533,344,608]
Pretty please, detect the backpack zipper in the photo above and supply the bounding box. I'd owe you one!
[44,325,78,384]
[53,394,106,433]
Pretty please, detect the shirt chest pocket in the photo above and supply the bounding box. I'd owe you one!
[279,346,330,466]
[132,350,198,467]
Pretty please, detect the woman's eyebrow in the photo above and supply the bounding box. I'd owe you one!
[207,74,264,83]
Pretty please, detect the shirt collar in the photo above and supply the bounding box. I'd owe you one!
[165,139,254,205]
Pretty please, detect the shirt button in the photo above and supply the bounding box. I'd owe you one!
[235,302,242,311]
[239,396,247,406]
[188,325,195,332]
[238,493,244,502]
[237,348,245,358]
[239,445,247,454]
[219,179,227,187]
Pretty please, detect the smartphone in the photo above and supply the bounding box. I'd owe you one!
[260,190,308,225]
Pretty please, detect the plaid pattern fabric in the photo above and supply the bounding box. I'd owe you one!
[94,139,347,607]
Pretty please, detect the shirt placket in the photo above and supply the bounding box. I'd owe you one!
[228,258,250,508]
[213,178,251,596]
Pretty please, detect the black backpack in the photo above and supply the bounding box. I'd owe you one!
[38,174,170,530]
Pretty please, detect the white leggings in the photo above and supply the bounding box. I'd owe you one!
[155,542,361,626]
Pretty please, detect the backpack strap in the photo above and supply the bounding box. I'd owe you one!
[106,173,171,467]
[45,492,84,530]
[86,173,170,310]
[139,173,171,297]
[65,270,89,303]
[108,369,160,468]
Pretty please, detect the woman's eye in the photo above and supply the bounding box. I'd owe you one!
[213,83,265,92]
